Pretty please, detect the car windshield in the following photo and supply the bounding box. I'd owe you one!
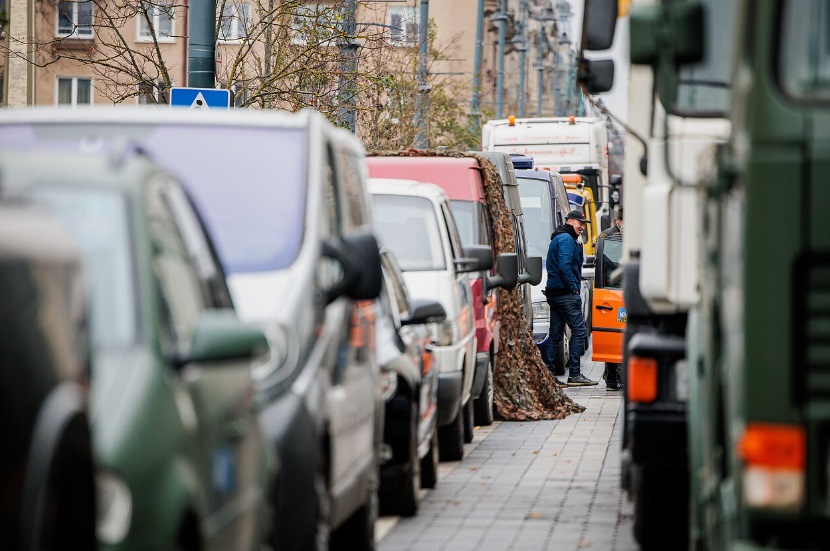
[372,194,446,272]
[449,200,476,247]
[517,177,553,259]
[0,124,308,274]
[29,188,137,348]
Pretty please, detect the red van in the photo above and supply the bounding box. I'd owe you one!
[367,156,507,427]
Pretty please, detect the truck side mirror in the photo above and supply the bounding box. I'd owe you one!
[456,245,494,273]
[582,0,618,51]
[486,253,519,291]
[519,255,543,286]
[322,231,382,304]
[579,58,615,94]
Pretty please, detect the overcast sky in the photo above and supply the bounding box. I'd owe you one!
[568,0,630,124]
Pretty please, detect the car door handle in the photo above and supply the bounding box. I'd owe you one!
[595,304,613,311]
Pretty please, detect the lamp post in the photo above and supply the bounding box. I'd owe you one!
[514,0,528,117]
[188,0,217,87]
[492,0,507,119]
[413,0,431,148]
[338,0,361,132]
[531,6,555,116]
[467,0,485,139]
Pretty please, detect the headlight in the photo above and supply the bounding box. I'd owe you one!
[436,320,457,346]
[96,470,132,544]
[380,371,398,402]
[532,300,550,320]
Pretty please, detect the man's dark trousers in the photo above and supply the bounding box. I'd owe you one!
[546,294,588,378]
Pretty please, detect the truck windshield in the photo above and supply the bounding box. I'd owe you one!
[0,124,308,275]
[372,194,447,272]
[517,177,553,259]
[672,0,735,116]
[449,200,476,247]
[779,0,830,102]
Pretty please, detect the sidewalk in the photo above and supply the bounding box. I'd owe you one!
[376,358,639,551]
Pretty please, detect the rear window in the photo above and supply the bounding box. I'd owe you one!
[0,124,308,274]
[372,194,446,272]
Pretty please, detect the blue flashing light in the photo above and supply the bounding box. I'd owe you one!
[509,153,534,170]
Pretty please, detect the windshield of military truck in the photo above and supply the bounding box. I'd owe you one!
[0,124,308,275]
[779,1,830,101]
[672,0,735,115]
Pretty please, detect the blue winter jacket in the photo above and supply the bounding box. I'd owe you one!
[545,224,583,293]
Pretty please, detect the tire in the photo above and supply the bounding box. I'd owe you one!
[380,405,419,517]
[462,398,475,443]
[632,465,689,551]
[438,405,464,461]
[420,427,439,489]
[473,355,494,426]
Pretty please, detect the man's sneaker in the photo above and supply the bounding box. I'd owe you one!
[606,379,622,391]
[567,373,598,386]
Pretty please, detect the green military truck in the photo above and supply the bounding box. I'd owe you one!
[618,0,830,548]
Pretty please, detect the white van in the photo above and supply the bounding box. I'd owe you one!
[369,179,491,462]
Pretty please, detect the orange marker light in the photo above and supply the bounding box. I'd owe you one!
[739,424,805,469]
[508,115,516,126]
[569,116,576,124]
[627,356,657,403]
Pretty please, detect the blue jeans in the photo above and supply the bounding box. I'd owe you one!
[546,294,587,378]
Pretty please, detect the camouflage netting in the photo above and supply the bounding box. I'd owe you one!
[369,148,585,420]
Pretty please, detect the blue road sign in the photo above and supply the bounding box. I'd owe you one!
[170,87,231,109]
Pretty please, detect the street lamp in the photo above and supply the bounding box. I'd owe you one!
[513,0,529,118]
[492,0,508,119]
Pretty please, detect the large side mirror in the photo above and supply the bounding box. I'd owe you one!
[401,299,447,326]
[455,244,494,274]
[584,255,597,269]
[486,252,519,291]
[322,231,383,304]
[178,309,270,366]
[579,58,615,94]
[519,255,543,286]
[582,0,618,51]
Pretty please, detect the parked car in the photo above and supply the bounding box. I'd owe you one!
[367,156,520,428]
[0,204,96,551]
[474,150,543,324]
[0,107,385,551]
[369,178,515,461]
[0,149,274,550]
[376,249,446,516]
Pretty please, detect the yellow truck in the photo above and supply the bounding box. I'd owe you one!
[561,173,599,256]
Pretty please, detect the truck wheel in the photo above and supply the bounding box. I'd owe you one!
[632,465,689,550]
[438,406,464,461]
[420,427,439,488]
[380,405,419,517]
[473,356,494,426]
[462,399,475,443]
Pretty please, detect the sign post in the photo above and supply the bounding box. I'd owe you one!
[170,87,231,109]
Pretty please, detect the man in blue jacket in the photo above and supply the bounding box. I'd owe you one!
[545,210,597,386]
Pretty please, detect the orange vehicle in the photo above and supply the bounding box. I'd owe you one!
[591,234,625,368]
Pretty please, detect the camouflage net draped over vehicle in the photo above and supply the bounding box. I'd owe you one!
[368,148,584,420]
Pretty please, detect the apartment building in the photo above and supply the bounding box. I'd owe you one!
[0,1,580,123]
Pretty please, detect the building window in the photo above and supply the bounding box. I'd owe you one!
[219,2,251,41]
[138,1,174,41]
[291,4,342,46]
[388,7,417,46]
[57,77,93,106]
[138,80,169,105]
[57,1,94,38]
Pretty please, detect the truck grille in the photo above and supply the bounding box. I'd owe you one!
[797,256,830,400]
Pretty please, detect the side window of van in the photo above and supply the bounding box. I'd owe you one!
[317,145,343,291]
[335,148,369,227]
[440,202,464,260]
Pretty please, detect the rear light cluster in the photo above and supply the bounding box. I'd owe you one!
[738,423,805,510]
[626,356,657,403]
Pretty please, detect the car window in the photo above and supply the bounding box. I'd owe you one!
[317,145,344,291]
[518,177,554,259]
[28,187,137,348]
[372,194,447,272]
[335,147,370,227]
[0,123,309,275]
[146,176,209,356]
[598,238,624,289]
[440,202,465,260]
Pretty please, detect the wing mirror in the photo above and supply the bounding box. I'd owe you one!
[322,231,383,304]
[175,309,270,367]
[454,244,494,273]
[519,255,544,286]
[486,253,519,292]
[401,300,447,326]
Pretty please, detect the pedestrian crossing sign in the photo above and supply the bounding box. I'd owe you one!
[170,87,231,109]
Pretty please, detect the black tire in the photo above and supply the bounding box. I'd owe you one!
[380,405,419,517]
[632,465,689,551]
[420,427,439,489]
[438,405,464,461]
[331,458,378,551]
[462,398,475,443]
[473,355,495,426]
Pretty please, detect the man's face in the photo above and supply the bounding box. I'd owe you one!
[568,218,586,236]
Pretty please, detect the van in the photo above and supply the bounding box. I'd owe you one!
[369,179,516,461]
[367,156,521,428]
[0,108,384,551]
